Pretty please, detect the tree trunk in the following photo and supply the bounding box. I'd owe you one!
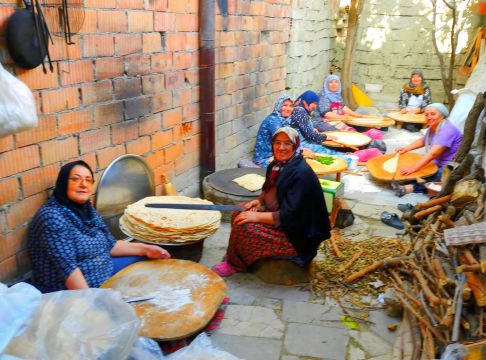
[341,0,363,109]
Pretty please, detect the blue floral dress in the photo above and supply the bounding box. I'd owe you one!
[28,197,116,293]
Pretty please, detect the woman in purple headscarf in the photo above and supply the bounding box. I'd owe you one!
[212,127,330,277]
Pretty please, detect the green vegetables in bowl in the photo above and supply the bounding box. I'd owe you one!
[315,155,335,165]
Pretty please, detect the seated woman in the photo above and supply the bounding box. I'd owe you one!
[212,127,331,277]
[28,160,171,293]
[292,90,385,161]
[253,94,314,167]
[399,70,431,114]
[391,103,462,197]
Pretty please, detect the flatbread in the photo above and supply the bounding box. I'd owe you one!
[382,154,399,173]
[232,173,265,192]
[323,131,371,147]
[386,112,426,123]
[101,259,227,340]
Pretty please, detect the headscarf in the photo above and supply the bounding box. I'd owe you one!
[425,103,449,117]
[402,70,426,95]
[265,127,300,190]
[294,90,319,114]
[272,94,293,126]
[322,74,343,104]
[53,160,94,220]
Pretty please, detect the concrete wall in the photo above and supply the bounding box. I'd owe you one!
[285,0,337,98]
[333,0,478,106]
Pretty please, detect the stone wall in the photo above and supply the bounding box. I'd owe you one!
[0,0,295,283]
[333,0,478,106]
[285,0,338,98]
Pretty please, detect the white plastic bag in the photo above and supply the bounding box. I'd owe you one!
[3,288,140,360]
[165,333,242,360]
[0,62,38,137]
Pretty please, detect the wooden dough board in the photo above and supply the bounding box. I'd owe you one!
[101,259,227,340]
[366,153,438,182]
[306,154,348,176]
[342,116,395,128]
[386,112,426,124]
[322,131,371,148]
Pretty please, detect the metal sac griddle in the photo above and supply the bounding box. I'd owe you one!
[95,155,154,240]
[204,168,266,197]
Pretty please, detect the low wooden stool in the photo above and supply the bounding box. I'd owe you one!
[252,258,309,285]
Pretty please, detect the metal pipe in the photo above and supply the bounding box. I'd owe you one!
[199,0,216,193]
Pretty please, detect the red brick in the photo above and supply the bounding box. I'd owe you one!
[124,97,151,119]
[58,109,94,135]
[49,36,82,61]
[0,226,27,262]
[126,136,151,155]
[183,134,201,154]
[184,69,199,85]
[175,151,198,175]
[83,35,114,57]
[168,0,197,12]
[176,13,198,31]
[16,65,58,90]
[114,78,142,100]
[143,32,162,53]
[163,142,184,163]
[0,256,17,284]
[151,129,172,149]
[79,9,98,33]
[6,193,47,230]
[145,148,165,168]
[185,33,198,51]
[95,102,124,127]
[140,114,161,135]
[142,74,165,94]
[41,137,79,165]
[77,153,97,173]
[79,128,111,154]
[115,34,143,56]
[183,103,198,121]
[172,88,192,107]
[112,120,139,144]
[98,10,127,33]
[0,146,40,178]
[96,145,126,169]
[172,52,195,70]
[81,80,113,105]
[154,12,176,31]
[166,33,186,52]
[152,92,173,112]
[20,164,59,198]
[117,0,143,8]
[126,55,151,76]
[145,0,167,11]
[85,0,116,8]
[95,58,124,80]
[0,178,19,205]
[41,87,80,114]
[151,53,172,72]
[59,60,94,86]
[165,72,184,90]
[127,11,154,32]
[0,136,14,154]
[16,249,31,279]
[16,115,57,148]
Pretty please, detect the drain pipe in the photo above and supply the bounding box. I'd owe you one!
[199,0,216,193]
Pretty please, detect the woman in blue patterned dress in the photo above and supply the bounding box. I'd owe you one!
[28,160,171,293]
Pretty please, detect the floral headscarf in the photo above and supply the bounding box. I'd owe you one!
[272,94,293,126]
[272,126,300,152]
[322,74,343,104]
[294,90,319,114]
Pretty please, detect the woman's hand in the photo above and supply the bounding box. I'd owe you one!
[243,199,261,211]
[301,148,315,158]
[395,147,407,154]
[234,211,259,225]
[400,166,419,176]
[399,108,407,114]
[144,244,171,259]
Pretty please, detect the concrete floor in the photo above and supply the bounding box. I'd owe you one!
[198,127,430,360]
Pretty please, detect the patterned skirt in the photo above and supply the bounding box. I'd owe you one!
[225,213,298,271]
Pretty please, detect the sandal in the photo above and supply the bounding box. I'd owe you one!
[380,211,404,230]
[390,182,406,197]
[212,261,237,277]
[397,203,414,212]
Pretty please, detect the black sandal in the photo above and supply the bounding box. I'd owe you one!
[380,211,404,230]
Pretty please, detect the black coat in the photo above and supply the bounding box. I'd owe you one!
[264,154,331,264]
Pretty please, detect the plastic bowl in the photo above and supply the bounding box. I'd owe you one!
[425,182,442,197]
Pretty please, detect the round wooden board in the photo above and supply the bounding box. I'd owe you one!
[343,116,395,128]
[386,112,426,124]
[306,154,348,176]
[101,259,227,340]
[322,131,372,148]
[366,153,438,182]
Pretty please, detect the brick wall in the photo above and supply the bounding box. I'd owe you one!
[0,0,301,283]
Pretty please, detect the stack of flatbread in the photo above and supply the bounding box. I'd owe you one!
[120,196,221,243]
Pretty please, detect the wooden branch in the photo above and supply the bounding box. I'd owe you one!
[438,214,455,228]
[337,249,365,273]
[413,270,448,306]
[416,195,452,210]
[432,258,455,288]
[330,230,343,258]
[346,259,384,283]
[414,205,443,219]
[436,154,474,198]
